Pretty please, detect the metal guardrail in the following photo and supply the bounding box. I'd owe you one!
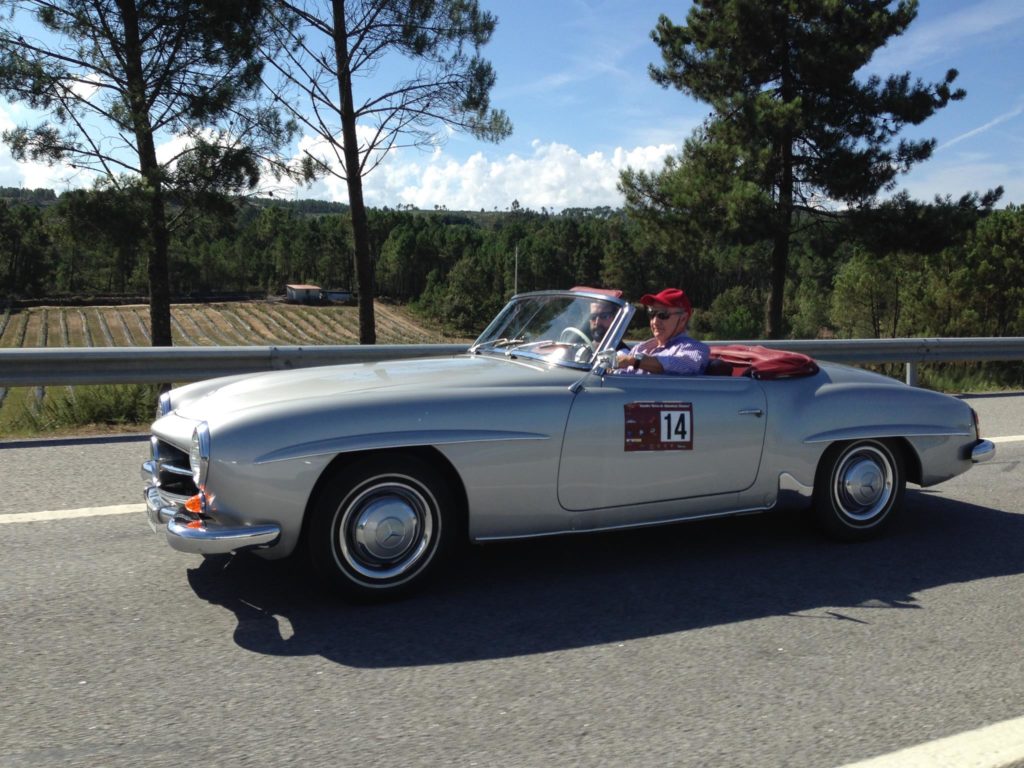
[720,337,1024,386]
[1,338,1023,387]
[0,344,469,386]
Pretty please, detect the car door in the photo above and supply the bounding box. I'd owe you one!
[557,373,768,513]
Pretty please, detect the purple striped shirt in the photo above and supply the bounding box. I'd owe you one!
[615,332,709,375]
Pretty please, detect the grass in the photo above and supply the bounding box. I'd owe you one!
[5,384,160,437]
[0,300,471,439]
[916,361,1024,394]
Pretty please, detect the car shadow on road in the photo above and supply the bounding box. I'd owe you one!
[185,493,1024,667]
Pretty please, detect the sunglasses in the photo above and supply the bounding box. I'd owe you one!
[646,308,686,320]
[589,311,614,321]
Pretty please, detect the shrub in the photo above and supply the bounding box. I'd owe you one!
[9,384,158,432]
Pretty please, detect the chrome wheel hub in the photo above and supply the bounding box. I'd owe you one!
[843,458,885,507]
[833,446,894,523]
[338,480,435,580]
[355,496,420,562]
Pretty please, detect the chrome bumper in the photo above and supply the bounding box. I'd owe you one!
[971,439,996,463]
[142,461,281,555]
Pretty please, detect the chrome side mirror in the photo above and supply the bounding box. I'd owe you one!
[593,349,618,375]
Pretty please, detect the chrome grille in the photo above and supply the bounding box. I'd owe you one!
[150,436,198,497]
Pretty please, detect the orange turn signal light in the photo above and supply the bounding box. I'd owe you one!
[184,494,202,515]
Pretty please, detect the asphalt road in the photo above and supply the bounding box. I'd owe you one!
[1,393,1023,768]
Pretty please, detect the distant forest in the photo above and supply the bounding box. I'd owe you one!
[1,185,1022,353]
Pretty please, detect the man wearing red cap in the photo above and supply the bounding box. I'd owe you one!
[615,287,709,375]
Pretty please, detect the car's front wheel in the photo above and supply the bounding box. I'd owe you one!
[813,439,905,540]
[308,454,456,600]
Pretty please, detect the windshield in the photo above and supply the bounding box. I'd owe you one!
[471,291,631,369]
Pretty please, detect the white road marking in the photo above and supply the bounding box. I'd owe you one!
[988,434,1024,444]
[0,503,143,524]
[838,714,1024,767]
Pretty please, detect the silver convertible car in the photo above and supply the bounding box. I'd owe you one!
[142,289,995,599]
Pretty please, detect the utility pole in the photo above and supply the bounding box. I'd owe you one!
[513,244,518,296]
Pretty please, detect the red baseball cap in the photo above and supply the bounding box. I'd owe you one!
[639,287,692,314]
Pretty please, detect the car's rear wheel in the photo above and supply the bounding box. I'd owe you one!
[813,439,905,540]
[308,454,455,600]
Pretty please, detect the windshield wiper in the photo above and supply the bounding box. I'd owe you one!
[471,337,525,353]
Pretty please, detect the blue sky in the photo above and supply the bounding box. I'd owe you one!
[2,0,1022,211]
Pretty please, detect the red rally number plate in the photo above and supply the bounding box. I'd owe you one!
[624,402,694,452]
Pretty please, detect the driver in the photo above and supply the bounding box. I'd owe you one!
[572,299,626,364]
[587,300,617,346]
[615,288,709,375]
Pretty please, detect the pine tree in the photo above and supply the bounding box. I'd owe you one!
[265,0,511,343]
[0,0,294,345]
[628,0,966,338]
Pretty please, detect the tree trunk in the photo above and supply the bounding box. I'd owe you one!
[765,18,795,341]
[332,0,376,344]
[118,0,172,347]
[7,233,20,294]
[145,189,173,347]
[765,183,792,338]
[766,226,788,340]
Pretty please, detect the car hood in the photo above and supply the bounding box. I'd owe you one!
[173,353,578,420]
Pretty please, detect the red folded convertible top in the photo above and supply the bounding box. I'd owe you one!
[708,345,819,380]
[570,286,623,298]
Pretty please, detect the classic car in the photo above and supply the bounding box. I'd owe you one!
[142,289,995,599]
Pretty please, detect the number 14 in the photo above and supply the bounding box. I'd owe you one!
[661,410,690,442]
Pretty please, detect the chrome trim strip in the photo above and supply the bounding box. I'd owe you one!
[254,429,551,464]
[191,422,211,488]
[804,425,971,444]
[777,472,814,509]
[148,438,192,476]
[971,439,996,463]
[474,505,773,542]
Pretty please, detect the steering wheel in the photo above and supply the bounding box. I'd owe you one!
[558,326,591,345]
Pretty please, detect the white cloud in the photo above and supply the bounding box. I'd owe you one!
[0,99,103,191]
[268,125,387,201]
[69,73,105,102]
[154,133,192,167]
[0,116,87,192]
[278,136,678,211]
[11,157,84,191]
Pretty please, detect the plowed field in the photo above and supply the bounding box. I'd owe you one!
[0,301,469,436]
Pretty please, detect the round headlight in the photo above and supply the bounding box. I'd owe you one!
[189,423,211,488]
